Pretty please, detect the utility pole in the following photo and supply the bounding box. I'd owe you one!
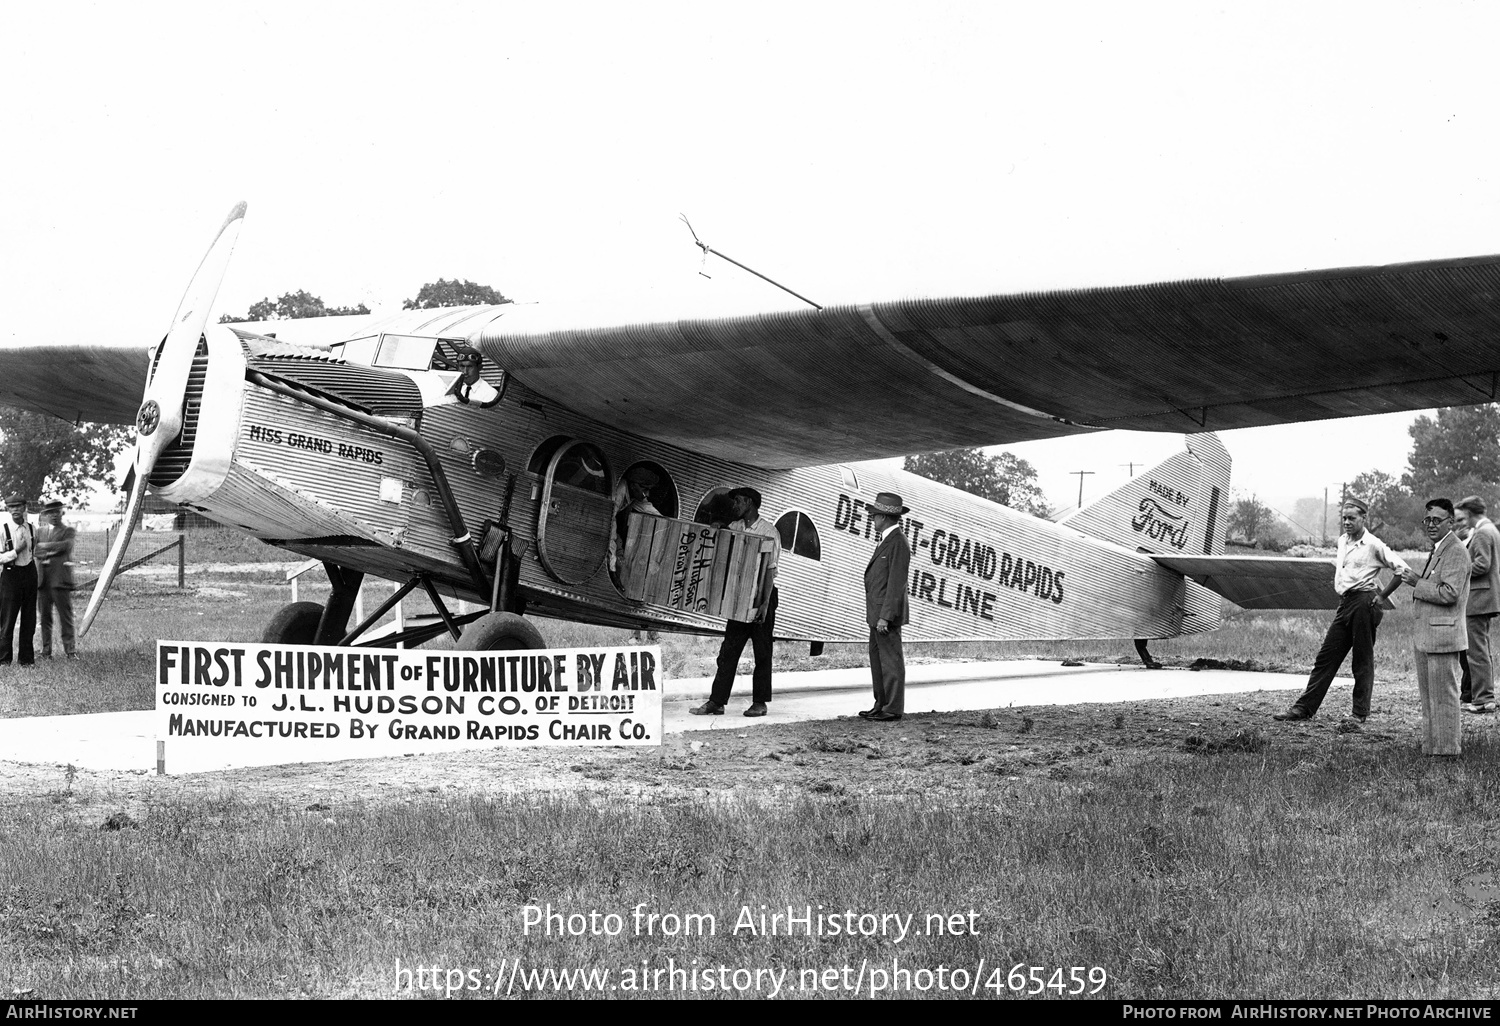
[1071,470,1095,511]
[1322,487,1328,547]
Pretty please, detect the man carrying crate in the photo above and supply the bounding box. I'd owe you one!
[691,487,780,718]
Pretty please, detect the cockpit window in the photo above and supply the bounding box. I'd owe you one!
[374,334,440,370]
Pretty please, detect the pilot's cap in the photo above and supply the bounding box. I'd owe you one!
[625,467,659,489]
[457,350,483,366]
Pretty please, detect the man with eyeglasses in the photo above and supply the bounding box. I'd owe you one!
[1274,498,1409,724]
[1397,498,1471,757]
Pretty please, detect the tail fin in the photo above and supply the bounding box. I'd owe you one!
[1058,433,1230,555]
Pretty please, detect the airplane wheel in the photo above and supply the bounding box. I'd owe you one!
[456,612,546,651]
[262,601,325,645]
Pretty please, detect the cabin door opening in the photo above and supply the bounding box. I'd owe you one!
[536,439,614,585]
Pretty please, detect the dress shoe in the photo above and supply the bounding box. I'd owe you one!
[870,711,902,722]
[689,701,724,716]
[1463,702,1496,714]
[1272,708,1311,721]
[857,707,880,719]
[743,702,767,718]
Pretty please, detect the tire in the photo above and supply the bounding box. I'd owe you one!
[456,612,546,651]
[262,601,324,645]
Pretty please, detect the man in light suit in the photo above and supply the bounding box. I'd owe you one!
[34,499,76,659]
[1456,496,1499,713]
[1400,498,1471,757]
[860,492,911,723]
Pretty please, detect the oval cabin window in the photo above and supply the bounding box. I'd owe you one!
[775,511,822,561]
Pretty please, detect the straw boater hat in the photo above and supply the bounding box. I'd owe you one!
[869,492,910,516]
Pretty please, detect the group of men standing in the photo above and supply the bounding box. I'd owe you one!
[1275,493,1500,757]
[0,495,76,666]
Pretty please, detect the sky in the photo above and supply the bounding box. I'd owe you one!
[1,2,1495,518]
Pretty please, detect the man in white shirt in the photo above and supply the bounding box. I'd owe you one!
[0,495,38,666]
[1274,498,1409,723]
[443,350,502,408]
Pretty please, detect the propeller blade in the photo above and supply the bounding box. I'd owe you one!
[78,468,148,636]
[84,202,247,635]
[135,201,247,478]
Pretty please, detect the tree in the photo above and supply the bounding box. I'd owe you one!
[1227,493,1272,544]
[1401,404,1500,498]
[1346,469,1426,549]
[219,290,370,322]
[402,279,511,309]
[903,448,1052,518]
[1289,496,1340,544]
[0,410,133,505]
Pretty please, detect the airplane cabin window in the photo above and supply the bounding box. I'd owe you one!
[551,443,610,495]
[839,466,859,490]
[775,511,822,561]
[694,487,734,527]
[620,461,678,519]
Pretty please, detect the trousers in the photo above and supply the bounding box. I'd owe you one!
[0,566,38,665]
[38,584,74,656]
[1291,588,1382,718]
[709,588,778,705]
[1465,614,1495,706]
[1415,649,1462,756]
[868,625,905,716]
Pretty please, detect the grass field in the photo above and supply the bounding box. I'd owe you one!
[0,531,1489,1000]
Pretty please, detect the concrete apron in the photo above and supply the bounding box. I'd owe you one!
[0,661,1310,776]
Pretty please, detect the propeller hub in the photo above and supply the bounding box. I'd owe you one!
[136,400,161,436]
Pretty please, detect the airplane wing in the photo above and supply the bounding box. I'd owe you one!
[0,315,379,426]
[0,344,149,425]
[473,253,1500,468]
[7,254,1500,469]
[1148,553,1343,610]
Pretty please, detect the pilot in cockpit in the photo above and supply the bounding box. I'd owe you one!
[444,349,502,409]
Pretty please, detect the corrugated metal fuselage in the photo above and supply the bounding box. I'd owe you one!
[154,326,1225,645]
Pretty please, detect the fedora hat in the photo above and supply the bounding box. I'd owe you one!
[40,499,63,512]
[868,492,909,516]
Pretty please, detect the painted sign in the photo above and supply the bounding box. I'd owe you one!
[155,642,663,766]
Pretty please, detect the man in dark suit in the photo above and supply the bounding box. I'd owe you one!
[1456,495,1499,713]
[0,495,37,667]
[860,492,911,723]
[1400,498,1471,757]
[34,499,76,659]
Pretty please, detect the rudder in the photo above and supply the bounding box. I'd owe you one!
[1057,433,1230,556]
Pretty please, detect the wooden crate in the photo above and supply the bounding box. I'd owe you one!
[620,514,774,621]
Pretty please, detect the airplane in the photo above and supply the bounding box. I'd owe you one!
[2,202,1498,656]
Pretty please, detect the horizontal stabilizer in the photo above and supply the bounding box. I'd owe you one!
[1149,554,1339,610]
